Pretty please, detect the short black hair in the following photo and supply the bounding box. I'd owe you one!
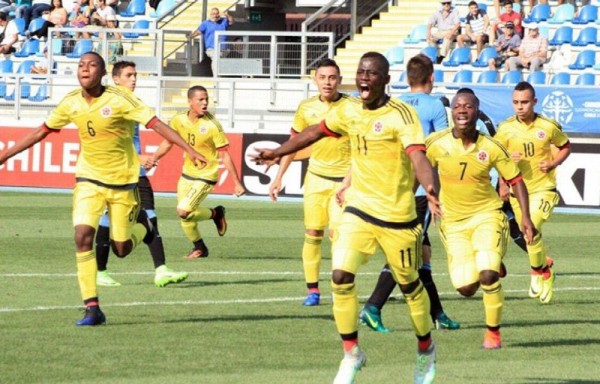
[112,61,136,77]
[187,85,208,99]
[0,11,8,21]
[315,58,340,75]
[514,81,536,97]
[468,1,478,7]
[360,51,389,75]
[406,54,434,86]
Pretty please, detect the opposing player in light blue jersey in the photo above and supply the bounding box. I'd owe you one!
[95,61,189,288]
[359,53,459,333]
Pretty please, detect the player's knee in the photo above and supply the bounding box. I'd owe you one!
[331,280,355,296]
[177,209,190,219]
[331,269,354,285]
[111,241,132,258]
[399,279,420,296]
[457,282,480,297]
[74,225,95,251]
[305,228,324,237]
[479,270,499,286]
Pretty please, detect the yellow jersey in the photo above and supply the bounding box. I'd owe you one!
[44,86,156,187]
[292,94,351,178]
[495,114,569,194]
[169,110,229,182]
[323,97,423,223]
[426,129,521,222]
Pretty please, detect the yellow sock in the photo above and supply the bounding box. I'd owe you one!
[527,233,547,269]
[331,281,358,335]
[403,280,432,336]
[482,280,504,327]
[76,250,97,301]
[302,234,322,285]
[130,223,146,248]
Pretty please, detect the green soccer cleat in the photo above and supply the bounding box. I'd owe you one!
[333,345,367,384]
[97,270,121,287]
[414,342,436,384]
[359,304,390,334]
[539,267,555,304]
[435,312,460,330]
[154,265,189,287]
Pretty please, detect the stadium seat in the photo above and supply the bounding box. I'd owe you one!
[572,5,597,24]
[575,72,595,85]
[478,3,487,13]
[550,72,570,85]
[13,39,40,58]
[568,50,596,70]
[571,27,598,46]
[471,47,498,67]
[4,60,35,101]
[122,19,151,39]
[526,71,546,85]
[446,69,473,89]
[0,59,13,73]
[28,82,49,102]
[120,0,146,17]
[14,18,26,37]
[385,46,405,66]
[477,70,499,84]
[538,25,550,38]
[66,39,93,58]
[28,17,46,35]
[37,38,62,57]
[548,26,573,46]
[523,4,551,23]
[391,71,408,89]
[547,4,575,24]
[442,47,471,67]
[421,46,438,63]
[150,0,177,18]
[403,24,428,44]
[501,70,522,84]
[434,69,444,83]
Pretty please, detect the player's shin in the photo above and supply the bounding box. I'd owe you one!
[331,280,359,335]
[402,280,432,336]
[76,250,98,300]
[482,280,504,327]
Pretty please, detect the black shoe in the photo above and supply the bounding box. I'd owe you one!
[436,55,445,64]
[212,206,227,236]
[75,306,106,326]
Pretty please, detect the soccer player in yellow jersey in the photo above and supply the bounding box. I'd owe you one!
[268,58,351,306]
[252,52,440,384]
[495,81,570,304]
[426,91,536,350]
[152,86,245,259]
[0,52,206,326]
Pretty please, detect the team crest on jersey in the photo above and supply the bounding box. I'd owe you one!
[373,121,383,134]
[200,125,208,134]
[536,130,546,140]
[477,150,489,162]
[100,106,112,118]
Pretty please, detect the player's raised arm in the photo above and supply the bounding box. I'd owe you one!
[0,126,52,165]
[251,124,326,164]
[149,120,207,168]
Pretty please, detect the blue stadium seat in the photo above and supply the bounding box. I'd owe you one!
[37,39,62,58]
[4,60,35,101]
[14,18,26,37]
[568,50,596,70]
[477,70,499,84]
[478,3,487,13]
[442,47,471,67]
[572,5,597,24]
[385,46,405,66]
[547,4,575,24]
[575,73,595,85]
[421,46,438,63]
[434,69,444,83]
[0,59,13,73]
[28,17,46,35]
[471,47,498,67]
[526,71,546,85]
[391,71,408,89]
[122,19,151,38]
[13,39,40,58]
[403,24,428,44]
[66,39,93,58]
[150,0,176,18]
[446,69,473,89]
[523,4,551,23]
[501,70,522,84]
[120,0,146,17]
[28,82,49,102]
[548,26,573,46]
[550,72,570,85]
[571,27,597,47]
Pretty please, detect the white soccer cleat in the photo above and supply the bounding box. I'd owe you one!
[414,342,436,384]
[333,345,367,384]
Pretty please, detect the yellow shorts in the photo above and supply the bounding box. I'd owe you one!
[510,190,559,231]
[176,176,215,212]
[440,210,509,289]
[332,212,422,285]
[72,181,140,242]
[303,172,344,231]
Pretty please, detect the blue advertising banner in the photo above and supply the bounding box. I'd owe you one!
[466,85,600,135]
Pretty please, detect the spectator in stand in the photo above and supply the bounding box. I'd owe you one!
[0,11,18,55]
[0,0,20,16]
[489,21,521,70]
[226,37,243,58]
[457,1,490,57]
[90,0,115,27]
[189,7,234,76]
[490,0,522,45]
[23,0,52,29]
[427,0,461,64]
[28,0,69,39]
[31,46,49,74]
[507,22,547,72]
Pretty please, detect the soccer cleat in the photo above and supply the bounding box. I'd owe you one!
[96,270,121,287]
[435,312,460,330]
[414,342,436,384]
[499,262,507,278]
[359,304,389,334]
[185,243,209,259]
[529,271,543,298]
[545,256,554,268]
[539,267,555,304]
[154,265,189,287]
[75,306,106,326]
[482,329,502,349]
[302,292,320,306]
[333,345,367,384]
[212,206,227,236]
